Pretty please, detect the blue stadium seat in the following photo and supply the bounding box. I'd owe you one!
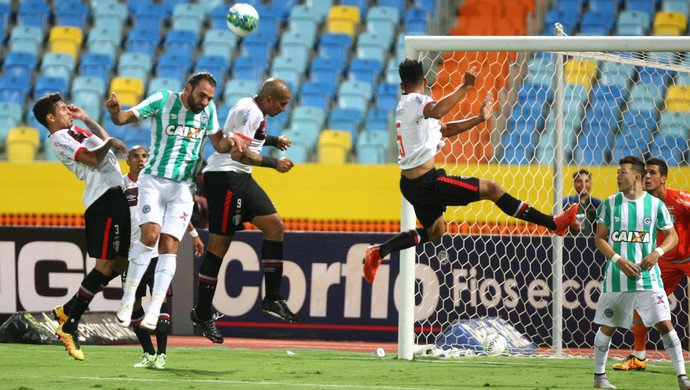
[72,75,107,99]
[87,25,121,60]
[279,30,313,67]
[3,52,37,85]
[171,3,206,37]
[232,56,266,82]
[309,57,342,96]
[356,31,388,65]
[338,80,372,114]
[356,130,388,164]
[56,0,89,29]
[33,76,68,99]
[270,55,303,90]
[376,83,398,110]
[163,29,198,63]
[17,0,50,31]
[289,3,324,25]
[348,58,382,86]
[378,0,406,15]
[279,127,310,163]
[202,29,238,64]
[385,58,400,84]
[0,102,23,145]
[299,81,332,111]
[0,76,28,105]
[240,33,275,65]
[365,6,399,47]
[131,4,167,35]
[589,0,618,19]
[126,26,160,58]
[194,55,228,95]
[156,52,191,82]
[318,33,352,66]
[650,134,688,166]
[628,82,666,108]
[365,108,391,131]
[210,4,230,30]
[223,78,259,107]
[117,52,153,84]
[79,53,114,84]
[580,11,613,35]
[658,110,690,138]
[328,107,364,141]
[616,10,651,36]
[625,0,656,19]
[9,25,43,56]
[501,132,535,165]
[637,65,675,85]
[662,0,689,17]
[404,7,427,34]
[147,77,183,95]
[40,53,75,84]
[286,19,318,49]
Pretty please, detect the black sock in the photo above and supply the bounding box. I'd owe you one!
[133,325,156,355]
[195,252,223,319]
[156,302,169,355]
[262,240,283,300]
[495,193,556,229]
[379,228,430,258]
[63,269,110,333]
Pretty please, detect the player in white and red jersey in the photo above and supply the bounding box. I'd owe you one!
[363,59,578,283]
[613,157,690,372]
[190,78,298,344]
[32,93,130,361]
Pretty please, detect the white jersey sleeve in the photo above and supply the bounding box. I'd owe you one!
[204,97,266,174]
[395,93,444,170]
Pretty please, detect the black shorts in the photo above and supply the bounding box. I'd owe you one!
[205,171,276,236]
[84,188,131,260]
[121,257,173,299]
[400,168,480,229]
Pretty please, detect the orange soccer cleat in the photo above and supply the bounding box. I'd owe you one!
[363,245,382,284]
[552,204,578,236]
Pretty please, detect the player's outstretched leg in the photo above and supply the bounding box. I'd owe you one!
[363,245,382,283]
[552,204,579,236]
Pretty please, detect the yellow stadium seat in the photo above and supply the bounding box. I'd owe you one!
[564,72,593,90]
[666,100,690,112]
[318,129,352,164]
[653,11,687,35]
[665,85,690,103]
[326,5,360,37]
[110,77,144,107]
[48,26,83,59]
[6,127,40,161]
[564,59,598,78]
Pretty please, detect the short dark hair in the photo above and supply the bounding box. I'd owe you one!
[645,157,668,177]
[399,59,424,90]
[187,71,217,89]
[619,155,645,176]
[32,92,64,129]
[572,169,592,180]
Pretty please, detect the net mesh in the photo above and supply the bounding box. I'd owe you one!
[412,47,690,354]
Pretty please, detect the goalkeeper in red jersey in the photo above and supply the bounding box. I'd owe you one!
[613,157,690,372]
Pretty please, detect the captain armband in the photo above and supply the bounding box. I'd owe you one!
[265,135,280,147]
[260,156,278,168]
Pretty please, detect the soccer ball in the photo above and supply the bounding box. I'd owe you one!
[226,3,259,38]
[481,333,508,356]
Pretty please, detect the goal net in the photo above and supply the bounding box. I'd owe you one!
[397,35,690,360]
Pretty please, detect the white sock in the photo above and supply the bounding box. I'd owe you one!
[121,241,154,306]
[593,329,612,375]
[662,330,686,376]
[633,350,646,360]
[146,254,176,318]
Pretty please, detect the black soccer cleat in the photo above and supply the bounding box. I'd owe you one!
[190,308,224,344]
[261,298,299,323]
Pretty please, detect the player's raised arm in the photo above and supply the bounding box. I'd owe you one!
[105,92,138,125]
[440,93,494,138]
[423,66,478,119]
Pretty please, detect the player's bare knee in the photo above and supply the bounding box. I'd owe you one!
[480,179,505,202]
[427,222,445,241]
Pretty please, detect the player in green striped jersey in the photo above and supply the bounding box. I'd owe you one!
[106,72,239,331]
[591,156,686,390]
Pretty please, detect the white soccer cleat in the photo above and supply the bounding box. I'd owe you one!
[115,304,133,327]
[140,312,159,331]
[593,375,616,389]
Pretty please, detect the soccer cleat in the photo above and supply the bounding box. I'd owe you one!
[56,325,84,361]
[362,245,382,283]
[52,305,68,326]
[152,353,166,369]
[593,375,616,389]
[262,298,299,323]
[190,308,224,344]
[679,375,690,390]
[133,353,156,368]
[116,303,133,327]
[612,354,647,371]
[552,204,579,236]
[140,312,159,331]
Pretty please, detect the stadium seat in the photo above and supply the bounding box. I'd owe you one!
[348,58,383,86]
[6,127,40,161]
[147,77,183,95]
[299,81,333,111]
[378,0,406,16]
[279,30,313,67]
[653,11,687,35]
[290,106,326,147]
[232,56,266,82]
[164,29,198,62]
[117,52,153,84]
[92,0,128,26]
[356,129,389,164]
[658,110,690,138]
[365,6,399,47]
[87,25,122,59]
[131,4,167,35]
[0,102,23,146]
[17,0,50,31]
[356,31,388,65]
[171,3,206,37]
[376,83,398,110]
[337,80,373,114]
[650,134,688,166]
[202,29,238,64]
[318,129,352,164]
[71,75,107,114]
[365,108,391,131]
[3,52,37,86]
[110,77,144,107]
[665,85,690,107]
[309,57,343,95]
[318,33,352,66]
[156,52,192,82]
[194,55,228,95]
[240,33,274,65]
[40,52,75,84]
[404,7,428,34]
[48,26,83,58]
[279,127,311,163]
[33,76,68,99]
[223,78,259,107]
[626,0,656,18]
[662,0,689,17]
[79,53,114,84]
[326,5,360,37]
[126,26,161,59]
[9,25,43,56]
[384,58,400,84]
[328,107,363,140]
[55,0,89,29]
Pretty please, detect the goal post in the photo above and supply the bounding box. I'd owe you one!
[398,35,690,360]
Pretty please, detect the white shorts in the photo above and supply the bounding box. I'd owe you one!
[594,290,671,329]
[137,174,194,242]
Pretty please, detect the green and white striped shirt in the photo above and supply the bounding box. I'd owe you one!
[132,89,220,182]
[597,192,673,292]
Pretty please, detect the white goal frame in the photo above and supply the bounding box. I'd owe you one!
[398,35,690,360]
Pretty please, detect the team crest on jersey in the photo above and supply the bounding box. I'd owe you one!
[200,113,208,124]
[604,308,614,318]
[414,96,423,105]
[656,295,666,305]
[143,205,151,214]
[610,230,650,243]
[643,217,652,226]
